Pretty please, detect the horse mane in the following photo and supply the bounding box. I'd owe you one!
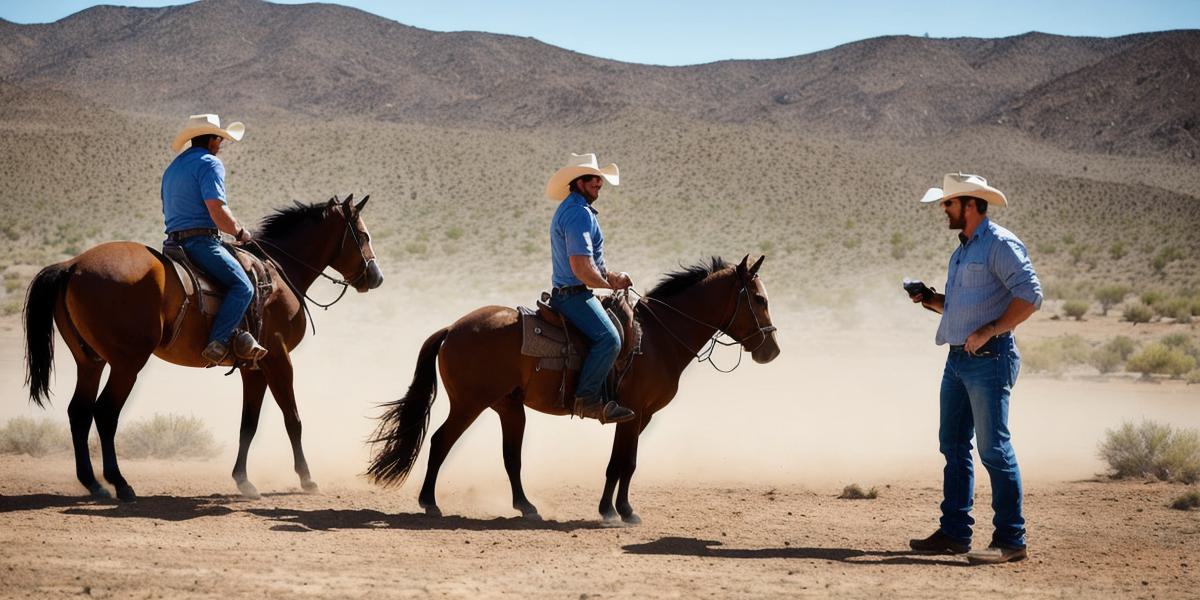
[645,257,730,299]
[255,200,330,242]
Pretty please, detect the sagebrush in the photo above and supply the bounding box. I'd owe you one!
[1098,420,1200,484]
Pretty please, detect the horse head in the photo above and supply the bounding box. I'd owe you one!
[325,194,384,292]
[730,254,780,364]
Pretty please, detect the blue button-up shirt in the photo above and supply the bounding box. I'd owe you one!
[550,192,606,288]
[936,218,1043,345]
[161,146,227,234]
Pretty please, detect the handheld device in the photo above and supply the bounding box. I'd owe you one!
[902,278,935,303]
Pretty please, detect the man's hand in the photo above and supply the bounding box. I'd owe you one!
[235,227,252,243]
[607,271,633,290]
[964,322,997,354]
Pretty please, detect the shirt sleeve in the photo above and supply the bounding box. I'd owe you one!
[560,206,594,257]
[198,156,227,204]
[991,238,1043,309]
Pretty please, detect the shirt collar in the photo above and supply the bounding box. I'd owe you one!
[566,191,598,214]
[958,217,991,246]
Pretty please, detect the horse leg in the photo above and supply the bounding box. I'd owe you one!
[231,368,268,499]
[67,361,107,499]
[493,395,539,519]
[92,362,145,502]
[598,419,643,524]
[262,351,318,493]
[418,400,487,516]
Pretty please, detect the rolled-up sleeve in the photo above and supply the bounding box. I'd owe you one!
[560,207,594,257]
[992,238,1043,309]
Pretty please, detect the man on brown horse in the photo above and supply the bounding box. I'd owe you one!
[162,114,267,364]
[544,153,636,424]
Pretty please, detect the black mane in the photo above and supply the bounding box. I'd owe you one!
[256,201,330,241]
[646,257,730,299]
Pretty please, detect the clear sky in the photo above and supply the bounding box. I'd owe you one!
[4,0,1199,65]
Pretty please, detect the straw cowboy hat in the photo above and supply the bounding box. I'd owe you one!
[919,172,1008,207]
[544,153,619,201]
[170,114,245,153]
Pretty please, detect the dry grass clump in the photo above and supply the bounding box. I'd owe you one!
[1122,302,1155,324]
[838,483,879,500]
[1171,489,1200,510]
[1099,420,1200,484]
[0,417,70,457]
[117,414,220,460]
[1125,342,1197,379]
[1061,299,1089,320]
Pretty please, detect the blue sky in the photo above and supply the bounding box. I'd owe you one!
[4,0,1199,65]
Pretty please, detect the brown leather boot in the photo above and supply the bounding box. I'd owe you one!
[908,530,970,554]
[231,331,268,361]
[201,340,230,364]
[573,396,636,424]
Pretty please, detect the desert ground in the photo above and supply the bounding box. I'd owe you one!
[2,297,1198,598]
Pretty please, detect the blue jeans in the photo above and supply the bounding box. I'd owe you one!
[550,289,619,401]
[181,236,253,345]
[938,335,1026,549]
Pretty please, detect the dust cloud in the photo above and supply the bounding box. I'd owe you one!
[1,275,1198,507]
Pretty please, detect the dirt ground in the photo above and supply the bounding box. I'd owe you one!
[1,456,1197,599]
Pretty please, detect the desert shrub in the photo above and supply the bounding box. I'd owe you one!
[1160,334,1200,361]
[838,483,878,499]
[1122,302,1154,324]
[444,226,463,240]
[1062,300,1088,320]
[1094,285,1129,316]
[1109,242,1127,260]
[1140,290,1166,307]
[1089,347,1124,374]
[118,414,219,460]
[1186,370,1200,385]
[1099,421,1200,484]
[1155,297,1193,323]
[1105,336,1138,360]
[1126,343,1197,379]
[1152,246,1184,274]
[1023,335,1091,375]
[0,417,71,457]
[1171,489,1200,510]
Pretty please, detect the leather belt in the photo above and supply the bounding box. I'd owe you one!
[950,331,1011,352]
[167,228,219,242]
[551,284,589,297]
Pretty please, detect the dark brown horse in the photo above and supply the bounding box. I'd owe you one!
[368,255,779,523]
[24,195,383,501]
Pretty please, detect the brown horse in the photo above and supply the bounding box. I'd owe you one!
[368,255,779,523]
[24,195,383,501]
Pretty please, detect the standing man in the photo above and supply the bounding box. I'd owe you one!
[907,173,1042,565]
[545,153,636,424]
[162,114,267,364]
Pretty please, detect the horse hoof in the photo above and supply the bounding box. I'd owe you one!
[421,504,442,517]
[301,480,320,494]
[88,486,112,500]
[600,510,620,525]
[520,511,543,521]
[621,513,642,525]
[237,481,261,500]
[116,486,137,503]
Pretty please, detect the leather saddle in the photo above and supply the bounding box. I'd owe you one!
[518,289,642,375]
[152,242,275,355]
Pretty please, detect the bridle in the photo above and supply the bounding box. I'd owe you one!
[631,273,777,373]
[247,201,376,332]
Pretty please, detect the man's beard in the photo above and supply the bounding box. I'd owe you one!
[948,213,965,229]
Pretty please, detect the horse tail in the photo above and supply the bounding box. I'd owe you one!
[24,263,72,408]
[367,327,449,487]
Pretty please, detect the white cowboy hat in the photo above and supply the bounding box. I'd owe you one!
[544,153,619,201]
[919,172,1008,207]
[170,114,245,153]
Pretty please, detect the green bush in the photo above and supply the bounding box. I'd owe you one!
[0,417,71,457]
[1160,334,1200,361]
[1126,343,1197,379]
[1186,370,1200,385]
[1094,285,1129,316]
[1109,242,1127,261]
[1104,335,1138,360]
[1099,421,1200,484]
[1140,290,1166,307]
[1122,302,1154,324]
[1062,300,1089,320]
[118,414,219,460]
[1155,297,1193,323]
[1089,347,1124,374]
[1023,335,1091,375]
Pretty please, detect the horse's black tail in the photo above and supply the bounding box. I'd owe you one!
[367,327,449,487]
[24,264,71,408]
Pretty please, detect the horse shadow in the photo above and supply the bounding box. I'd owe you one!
[0,492,598,532]
[622,536,968,567]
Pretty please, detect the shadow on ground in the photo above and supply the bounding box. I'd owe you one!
[623,536,968,567]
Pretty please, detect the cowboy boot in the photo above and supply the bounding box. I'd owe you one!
[231,330,269,361]
[200,340,230,364]
[573,396,635,424]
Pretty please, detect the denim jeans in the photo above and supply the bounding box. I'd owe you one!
[181,236,253,345]
[549,289,619,401]
[938,334,1026,549]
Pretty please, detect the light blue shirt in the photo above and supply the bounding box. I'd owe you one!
[936,218,1043,346]
[550,192,606,288]
[161,146,226,233]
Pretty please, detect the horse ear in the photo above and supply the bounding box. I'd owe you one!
[355,195,370,212]
[749,255,765,276]
[343,193,355,207]
[737,254,750,273]
[326,196,338,210]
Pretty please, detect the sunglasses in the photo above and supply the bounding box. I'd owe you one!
[941,199,957,208]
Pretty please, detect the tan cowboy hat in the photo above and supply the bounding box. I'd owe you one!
[170,114,245,153]
[544,153,619,201]
[919,172,1008,207]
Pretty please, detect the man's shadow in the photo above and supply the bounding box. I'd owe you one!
[0,492,597,532]
[622,536,967,567]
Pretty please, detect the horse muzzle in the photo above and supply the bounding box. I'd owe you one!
[356,259,384,292]
[751,330,781,364]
